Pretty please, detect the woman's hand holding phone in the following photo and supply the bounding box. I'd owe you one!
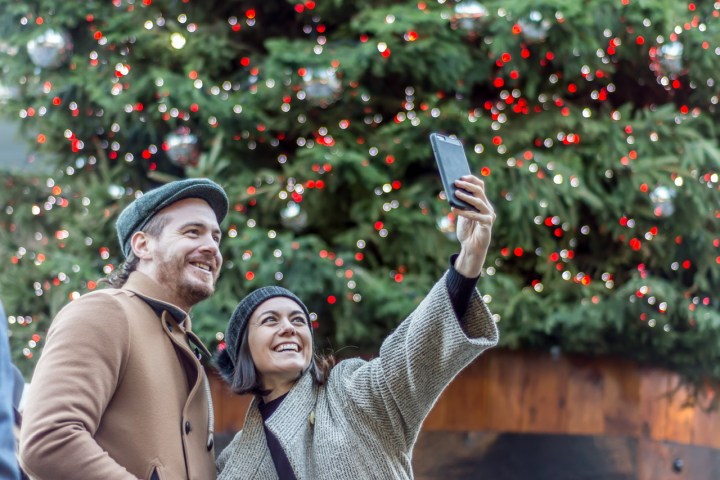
[429,132,494,276]
[452,175,495,278]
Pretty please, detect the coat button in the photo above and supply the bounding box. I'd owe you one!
[185,421,191,434]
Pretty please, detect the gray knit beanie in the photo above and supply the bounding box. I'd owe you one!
[116,178,228,257]
[216,286,310,380]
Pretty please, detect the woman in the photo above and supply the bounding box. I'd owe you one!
[216,174,498,479]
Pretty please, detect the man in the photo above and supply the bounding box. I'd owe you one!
[0,301,20,480]
[19,178,228,480]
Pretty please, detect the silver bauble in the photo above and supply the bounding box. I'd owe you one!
[518,11,551,44]
[302,67,341,105]
[26,29,73,69]
[164,127,200,168]
[280,201,308,231]
[655,41,684,76]
[452,1,489,33]
[650,185,676,217]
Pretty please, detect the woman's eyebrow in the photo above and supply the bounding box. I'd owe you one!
[260,309,305,317]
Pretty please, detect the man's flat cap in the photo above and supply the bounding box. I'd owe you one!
[116,178,228,257]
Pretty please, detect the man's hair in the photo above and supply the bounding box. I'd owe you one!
[101,213,169,288]
[228,325,335,397]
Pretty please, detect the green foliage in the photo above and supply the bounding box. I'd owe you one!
[0,0,718,404]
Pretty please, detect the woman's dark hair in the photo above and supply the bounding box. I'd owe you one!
[100,213,169,288]
[228,325,335,397]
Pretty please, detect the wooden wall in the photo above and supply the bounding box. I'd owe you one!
[210,349,720,449]
[423,349,720,448]
[210,349,720,478]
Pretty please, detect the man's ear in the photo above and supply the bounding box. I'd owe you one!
[130,231,153,259]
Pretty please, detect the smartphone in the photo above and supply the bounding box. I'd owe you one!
[429,133,476,211]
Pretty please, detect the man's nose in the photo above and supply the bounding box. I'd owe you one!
[197,235,222,268]
[198,233,220,254]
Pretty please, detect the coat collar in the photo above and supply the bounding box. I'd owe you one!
[224,372,317,477]
[122,271,188,325]
[265,371,317,438]
[122,271,212,359]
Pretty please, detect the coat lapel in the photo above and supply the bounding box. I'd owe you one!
[221,399,275,479]
[265,372,316,440]
[220,374,317,479]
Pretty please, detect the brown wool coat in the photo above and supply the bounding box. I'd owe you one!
[19,272,216,480]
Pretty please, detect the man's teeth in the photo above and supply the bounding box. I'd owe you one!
[191,262,211,271]
[275,344,299,352]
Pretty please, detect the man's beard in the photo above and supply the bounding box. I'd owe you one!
[156,254,215,308]
[178,280,214,307]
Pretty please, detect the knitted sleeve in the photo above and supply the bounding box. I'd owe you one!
[337,271,499,451]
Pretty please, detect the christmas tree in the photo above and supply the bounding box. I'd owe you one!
[1,0,718,398]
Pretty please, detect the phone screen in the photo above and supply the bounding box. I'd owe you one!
[429,133,476,211]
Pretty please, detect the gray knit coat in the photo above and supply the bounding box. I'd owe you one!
[216,272,499,479]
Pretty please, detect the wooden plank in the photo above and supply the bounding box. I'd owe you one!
[601,356,641,436]
[662,375,697,445]
[563,357,605,435]
[517,352,570,433]
[691,386,720,447]
[423,354,492,430]
[457,354,494,429]
[639,367,671,442]
[480,350,526,432]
